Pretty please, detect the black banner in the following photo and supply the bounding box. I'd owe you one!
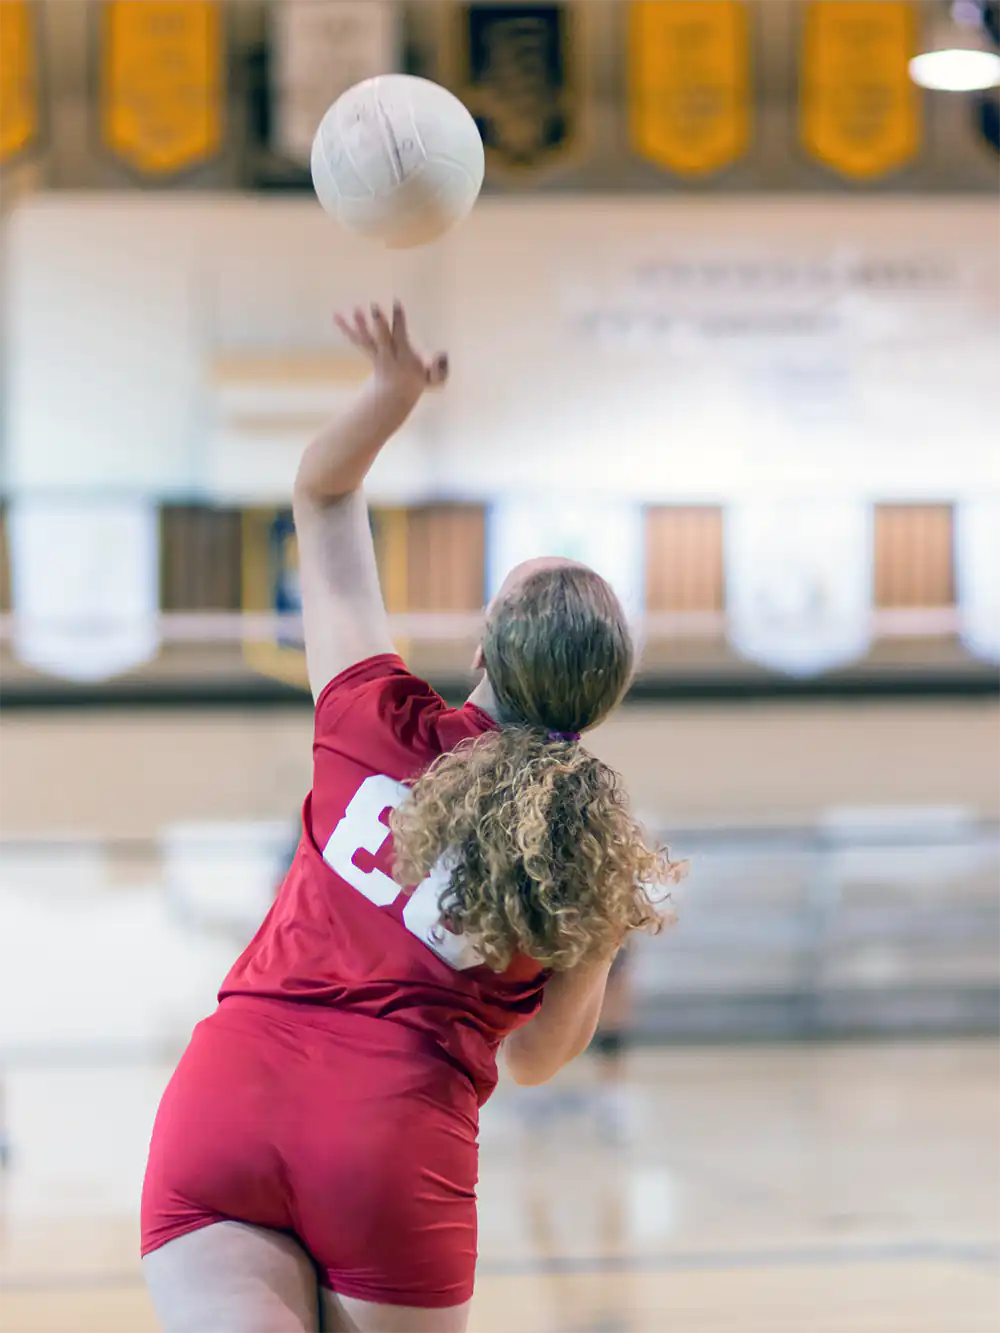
[458,3,578,174]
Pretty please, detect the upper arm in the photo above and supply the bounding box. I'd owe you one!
[293,489,395,702]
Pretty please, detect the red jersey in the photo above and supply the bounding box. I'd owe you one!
[220,654,547,1103]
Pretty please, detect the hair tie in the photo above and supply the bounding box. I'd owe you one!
[547,730,580,744]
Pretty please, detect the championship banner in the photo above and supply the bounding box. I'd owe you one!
[8,497,160,682]
[271,1,399,167]
[242,507,307,688]
[800,1,920,180]
[458,3,578,175]
[956,498,1000,665]
[486,497,644,623]
[725,500,872,677]
[0,0,39,165]
[100,0,224,177]
[627,0,750,178]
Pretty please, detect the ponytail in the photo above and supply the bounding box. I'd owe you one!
[390,727,680,973]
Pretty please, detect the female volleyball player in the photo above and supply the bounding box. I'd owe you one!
[141,302,680,1333]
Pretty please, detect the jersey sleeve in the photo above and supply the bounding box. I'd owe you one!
[313,653,448,762]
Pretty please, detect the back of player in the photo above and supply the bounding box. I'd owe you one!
[143,657,547,1320]
[141,302,681,1333]
[224,655,548,1101]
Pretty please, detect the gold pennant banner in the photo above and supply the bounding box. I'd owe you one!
[0,0,39,165]
[628,0,750,177]
[100,0,223,177]
[801,0,920,180]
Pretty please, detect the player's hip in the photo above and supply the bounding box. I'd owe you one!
[164,994,479,1139]
[142,995,480,1263]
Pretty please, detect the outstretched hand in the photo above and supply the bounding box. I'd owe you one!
[335,301,448,399]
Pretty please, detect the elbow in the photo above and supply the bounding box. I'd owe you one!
[291,472,315,514]
[507,1056,552,1088]
[292,468,327,511]
[292,453,355,510]
[505,1035,590,1088]
[508,1061,554,1088]
[292,475,354,518]
[504,1038,555,1087]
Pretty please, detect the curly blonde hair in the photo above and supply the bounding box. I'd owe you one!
[391,565,682,972]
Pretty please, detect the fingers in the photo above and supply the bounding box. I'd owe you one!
[391,299,408,347]
[334,301,447,386]
[334,312,362,348]
[425,352,449,388]
[335,304,400,358]
[369,302,395,355]
[335,309,378,356]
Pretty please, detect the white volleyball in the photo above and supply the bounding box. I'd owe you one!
[310,75,485,249]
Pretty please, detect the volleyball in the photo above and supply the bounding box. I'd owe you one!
[310,75,485,250]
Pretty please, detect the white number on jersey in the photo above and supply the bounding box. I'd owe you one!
[321,773,484,972]
[322,774,407,906]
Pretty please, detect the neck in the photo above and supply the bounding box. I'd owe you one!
[466,673,499,721]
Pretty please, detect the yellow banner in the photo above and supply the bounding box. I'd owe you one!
[100,0,223,177]
[801,1,920,180]
[628,0,750,177]
[241,508,308,689]
[0,0,39,164]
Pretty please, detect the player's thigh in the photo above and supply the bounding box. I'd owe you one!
[143,1220,320,1333]
[321,1288,470,1333]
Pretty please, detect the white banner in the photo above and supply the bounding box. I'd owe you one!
[9,497,160,682]
[486,496,644,623]
[271,1,398,166]
[956,497,1000,665]
[725,500,873,676]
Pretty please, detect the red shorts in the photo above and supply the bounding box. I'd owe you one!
[141,995,480,1308]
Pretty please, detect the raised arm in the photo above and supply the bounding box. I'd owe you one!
[292,302,448,701]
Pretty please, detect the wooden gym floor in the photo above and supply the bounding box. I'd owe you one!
[1,1041,997,1333]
